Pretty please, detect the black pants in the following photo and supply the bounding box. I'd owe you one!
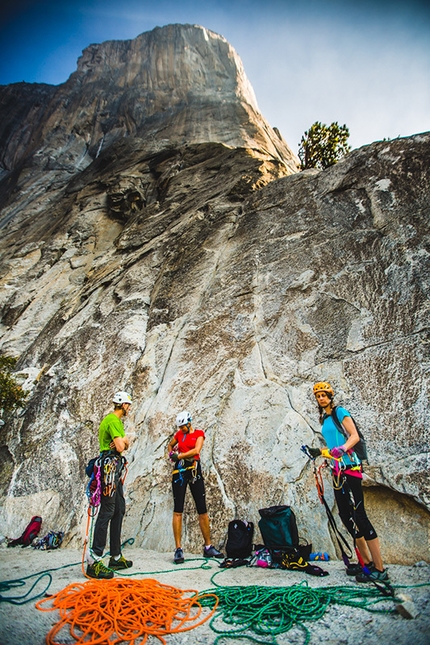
[333,473,377,541]
[172,461,207,514]
[92,463,125,557]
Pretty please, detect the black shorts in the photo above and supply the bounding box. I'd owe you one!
[333,473,377,541]
[172,461,207,515]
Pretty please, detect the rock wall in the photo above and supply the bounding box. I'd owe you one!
[0,25,429,564]
[0,23,298,184]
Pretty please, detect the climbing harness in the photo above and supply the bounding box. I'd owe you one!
[301,445,395,597]
[172,459,198,484]
[85,451,127,507]
[100,453,127,497]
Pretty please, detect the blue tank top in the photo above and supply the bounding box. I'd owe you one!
[321,406,360,468]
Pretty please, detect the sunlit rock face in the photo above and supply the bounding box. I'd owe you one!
[0,24,429,564]
[0,23,298,183]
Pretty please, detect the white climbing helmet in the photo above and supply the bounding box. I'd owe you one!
[176,410,192,427]
[112,391,133,405]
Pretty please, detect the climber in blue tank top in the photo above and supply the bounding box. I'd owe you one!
[310,382,389,585]
[321,406,361,472]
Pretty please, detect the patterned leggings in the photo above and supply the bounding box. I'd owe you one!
[333,473,377,541]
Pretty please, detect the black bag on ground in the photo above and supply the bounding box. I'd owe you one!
[258,505,299,551]
[226,519,254,558]
[297,537,312,561]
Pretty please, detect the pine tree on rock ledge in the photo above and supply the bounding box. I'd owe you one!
[298,121,351,170]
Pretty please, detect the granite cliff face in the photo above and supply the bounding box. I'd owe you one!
[0,25,429,563]
[0,23,297,184]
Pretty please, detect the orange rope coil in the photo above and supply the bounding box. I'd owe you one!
[36,577,219,645]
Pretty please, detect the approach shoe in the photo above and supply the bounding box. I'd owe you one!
[174,547,184,564]
[108,554,133,570]
[356,567,389,583]
[346,562,373,576]
[86,560,114,579]
[204,545,224,559]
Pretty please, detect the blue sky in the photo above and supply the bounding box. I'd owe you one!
[1,0,429,152]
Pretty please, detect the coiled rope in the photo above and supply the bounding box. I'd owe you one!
[36,577,218,645]
[198,578,415,645]
[3,557,429,644]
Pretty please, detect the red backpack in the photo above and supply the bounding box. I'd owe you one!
[8,516,42,547]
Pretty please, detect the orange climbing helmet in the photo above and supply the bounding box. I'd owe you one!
[313,381,334,397]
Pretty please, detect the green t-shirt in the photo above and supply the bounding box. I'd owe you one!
[98,413,125,452]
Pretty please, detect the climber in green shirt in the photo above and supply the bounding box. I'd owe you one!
[86,391,133,579]
[99,412,127,452]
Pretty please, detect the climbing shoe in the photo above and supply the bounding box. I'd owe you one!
[281,553,308,570]
[108,554,133,570]
[346,562,373,576]
[86,560,114,579]
[204,545,224,558]
[174,547,184,564]
[356,567,389,583]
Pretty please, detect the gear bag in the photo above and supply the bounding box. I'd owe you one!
[329,406,368,462]
[226,519,254,558]
[258,505,299,551]
[86,456,102,507]
[33,530,64,550]
[7,515,42,547]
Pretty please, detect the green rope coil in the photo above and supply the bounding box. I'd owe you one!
[197,581,401,645]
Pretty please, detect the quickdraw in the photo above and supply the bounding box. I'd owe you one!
[101,454,128,497]
[102,456,118,497]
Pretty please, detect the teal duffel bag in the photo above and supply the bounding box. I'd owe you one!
[258,505,299,551]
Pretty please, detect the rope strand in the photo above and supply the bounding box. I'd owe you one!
[36,577,218,645]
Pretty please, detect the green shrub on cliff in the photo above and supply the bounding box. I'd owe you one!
[0,355,28,418]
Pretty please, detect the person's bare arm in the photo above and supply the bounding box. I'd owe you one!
[167,437,178,456]
[340,416,360,451]
[111,435,129,452]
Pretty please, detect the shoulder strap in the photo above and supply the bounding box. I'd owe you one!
[330,406,348,441]
[331,407,367,462]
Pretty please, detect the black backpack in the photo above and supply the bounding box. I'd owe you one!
[330,406,368,462]
[225,520,254,558]
[258,505,299,551]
